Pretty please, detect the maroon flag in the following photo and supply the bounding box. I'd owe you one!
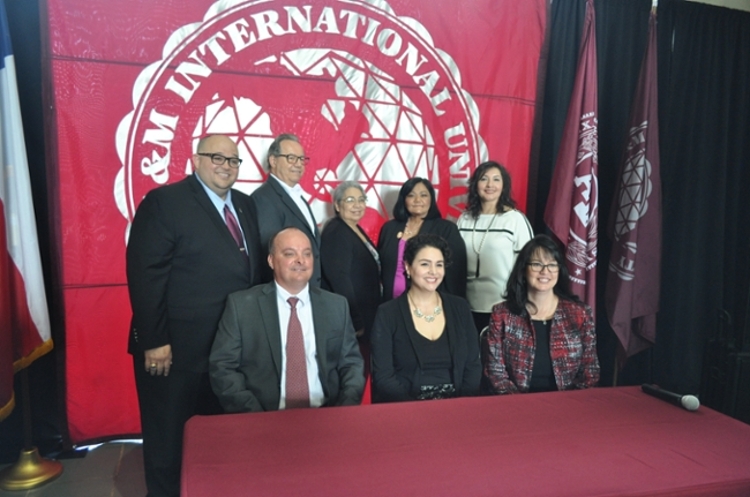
[605,8,662,358]
[544,0,599,315]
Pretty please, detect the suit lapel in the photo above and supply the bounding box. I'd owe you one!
[268,177,319,240]
[397,295,424,368]
[301,198,321,239]
[259,284,283,377]
[310,288,328,388]
[188,175,244,255]
[440,294,458,366]
[188,175,226,232]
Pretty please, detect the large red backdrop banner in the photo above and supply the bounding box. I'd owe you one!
[46,0,546,442]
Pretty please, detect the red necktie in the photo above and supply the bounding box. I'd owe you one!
[223,205,245,256]
[285,297,310,409]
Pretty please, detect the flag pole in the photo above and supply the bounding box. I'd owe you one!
[0,369,62,490]
[0,0,60,488]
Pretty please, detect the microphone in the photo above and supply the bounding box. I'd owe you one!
[641,384,700,411]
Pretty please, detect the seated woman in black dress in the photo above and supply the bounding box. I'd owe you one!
[483,234,600,394]
[371,234,481,402]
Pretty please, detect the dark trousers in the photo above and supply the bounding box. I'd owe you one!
[133,356,222,497]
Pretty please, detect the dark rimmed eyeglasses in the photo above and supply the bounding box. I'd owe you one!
[274,153,310,165]
[527,262,560,273]
[197,152,242,168]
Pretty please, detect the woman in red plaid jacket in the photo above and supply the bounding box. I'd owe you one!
[483,235,600,394]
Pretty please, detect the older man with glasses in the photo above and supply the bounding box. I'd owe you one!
[249,133,322,286]
[127,134,263,497]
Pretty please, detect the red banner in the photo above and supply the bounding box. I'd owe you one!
[606,9,662,359]
[543,0,598,315]
[47,0,546,441]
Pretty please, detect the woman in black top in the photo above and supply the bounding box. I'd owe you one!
[377,178,467,301]
[371,234,480,402]
[321,181,381,340]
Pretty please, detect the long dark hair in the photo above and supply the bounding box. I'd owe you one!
[392,177,441,222]
[504,234,581,316]
[466,161,516,219]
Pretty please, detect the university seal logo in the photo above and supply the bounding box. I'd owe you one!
[114,0,487,239]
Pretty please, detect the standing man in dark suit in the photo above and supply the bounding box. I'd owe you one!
[209,227,364,412]
[248,133,322,286]
[126,135,262,497]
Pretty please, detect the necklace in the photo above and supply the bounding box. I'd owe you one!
[471,212,499,277]
[408,292,442,323]
[404,218,423,237]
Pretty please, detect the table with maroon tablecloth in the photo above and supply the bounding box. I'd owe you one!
[181,386,750,496]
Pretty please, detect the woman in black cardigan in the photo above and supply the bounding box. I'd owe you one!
[377,178,467,301]
[371,234,480,402]
[321,181,381,340]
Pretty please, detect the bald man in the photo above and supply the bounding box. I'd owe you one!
[127,135,263,497]
[210,227,364,413]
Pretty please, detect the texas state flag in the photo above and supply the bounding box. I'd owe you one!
[0,2,52,421]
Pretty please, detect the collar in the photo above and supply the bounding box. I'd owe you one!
[193,173,233,209]
[269,173,303,196]
[274,281,311,307]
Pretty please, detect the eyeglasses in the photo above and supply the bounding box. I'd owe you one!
[527,262,560,273]
[197,152,242,168]
[342,196,367,205]
[275,153,310,165]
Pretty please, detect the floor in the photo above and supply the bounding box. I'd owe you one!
[0,442,145,497]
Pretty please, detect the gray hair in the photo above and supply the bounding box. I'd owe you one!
[331,181,365,206]
[266,133,300,168]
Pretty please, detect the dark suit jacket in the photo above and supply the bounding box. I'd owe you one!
[126,174,262,373]
[248,178,322,286]
[370,292,481,402]
[377,217,467,301]
[209,283,365,412]
[320,216,381,337]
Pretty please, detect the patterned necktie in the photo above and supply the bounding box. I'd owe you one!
[285,297,310,409]
[223,205,246,256]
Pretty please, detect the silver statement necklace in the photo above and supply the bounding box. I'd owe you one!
[408,293,443,323]
[471,212,499,277]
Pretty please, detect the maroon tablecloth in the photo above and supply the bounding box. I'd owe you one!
[182,386,750,496]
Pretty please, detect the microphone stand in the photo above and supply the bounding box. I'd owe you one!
[0,367,62,490]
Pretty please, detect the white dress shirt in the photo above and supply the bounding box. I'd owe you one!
[275,282,324,409]
[193,173,246,252]
[269,173,317,234]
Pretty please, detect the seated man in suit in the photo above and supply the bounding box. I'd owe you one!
[209,227,365,412]
[249,133,322,286]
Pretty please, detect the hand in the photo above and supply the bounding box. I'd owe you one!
[144,344,172,376]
